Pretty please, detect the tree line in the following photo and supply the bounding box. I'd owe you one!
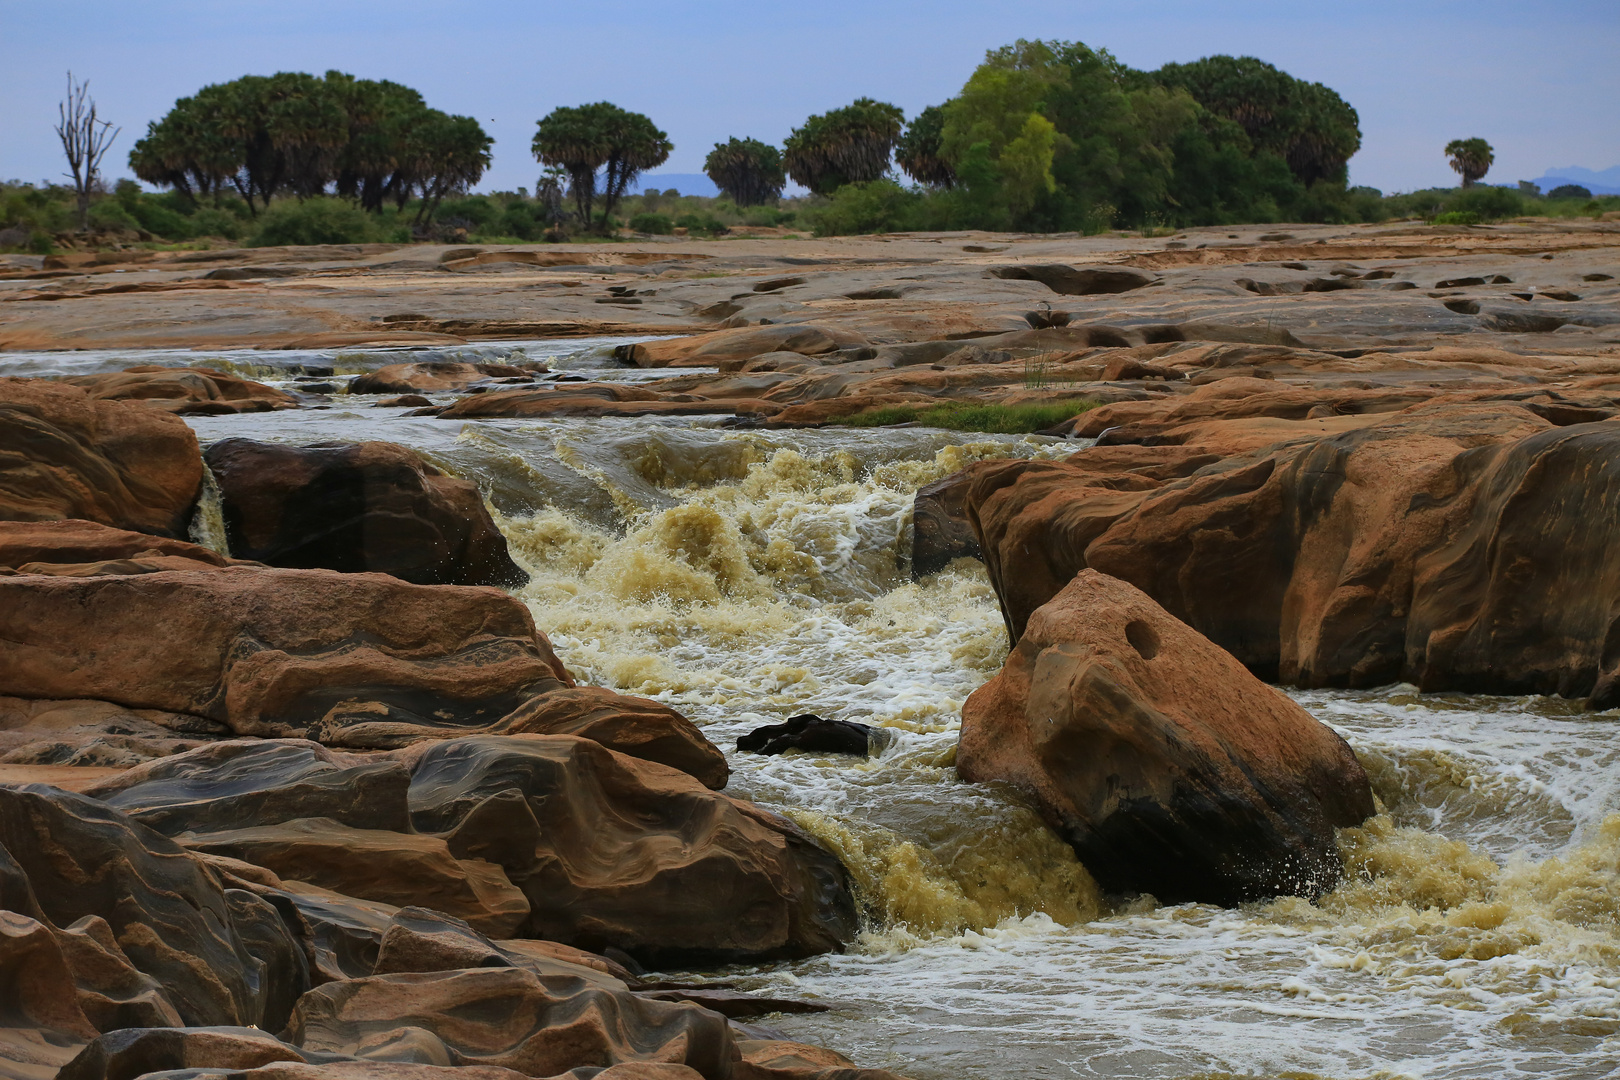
[12,41,1605,253]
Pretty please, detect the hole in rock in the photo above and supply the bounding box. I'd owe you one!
[1125,619,1161,660]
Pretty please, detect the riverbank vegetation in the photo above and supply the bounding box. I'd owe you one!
[839,398,1102,434]
[5,40,1618,253]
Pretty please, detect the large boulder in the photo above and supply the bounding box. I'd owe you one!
[0,377,203,537]
[958,570,1374,905]
[62,366,298,415]
[963,399,1620,699]
[204,439,526,588]
[402,735,857,965]
[0,518,235,576]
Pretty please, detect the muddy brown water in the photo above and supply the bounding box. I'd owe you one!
[18,337,1618,1079]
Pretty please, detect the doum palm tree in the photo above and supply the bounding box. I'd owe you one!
[1445,138,1494,188]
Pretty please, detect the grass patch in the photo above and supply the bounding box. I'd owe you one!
[838,398,1101,433]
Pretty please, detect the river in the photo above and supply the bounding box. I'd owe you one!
[15,338,1619,1079]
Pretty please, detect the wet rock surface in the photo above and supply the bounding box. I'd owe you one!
[204,438,527,587]
[62,366,298,415]
[736,715,887,758]
[958,570,1374,904]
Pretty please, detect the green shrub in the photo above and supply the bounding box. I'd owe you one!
[838,398,1099,433]
[249,198,379,246]
[87,200,142,232]
[1547,184,1591,200]
[186,207,243,240]
[741,206,795,227]
[629,212,675,234]
[1433,211,1480,226]
[674,211,728,236]
[1442,185,1523,222]
[803,179,924,236]
[26,231,56,255]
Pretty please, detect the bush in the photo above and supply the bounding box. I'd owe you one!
[741,206,796,227]
[803,179,924,236]
[629,212,675,234]
[1442,185,1523,222]
[1433,211,1481,226]
[674,211,728,236]
[186,207,244,240]
[249,198,379,246]
[1547,184,1592,200]
[87,200,142,232]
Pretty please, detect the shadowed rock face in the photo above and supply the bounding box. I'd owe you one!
[986,264,1157,295]
[962,395,1620,701]
[959,570,1374,905]
[0,377,203,537]
[205,439,527,588]
[0,784,310,1031]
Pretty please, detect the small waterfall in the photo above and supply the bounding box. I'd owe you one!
[188,463,231,556]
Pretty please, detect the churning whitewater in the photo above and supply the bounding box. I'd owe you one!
[164,338,1620,1080]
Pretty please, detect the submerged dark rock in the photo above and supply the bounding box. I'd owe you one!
[737,714,888,757]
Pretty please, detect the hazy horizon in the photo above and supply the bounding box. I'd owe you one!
[3,0,1616,199]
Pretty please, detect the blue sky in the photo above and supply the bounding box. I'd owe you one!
[3,0,1616,196]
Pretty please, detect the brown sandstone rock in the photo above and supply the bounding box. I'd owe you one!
[63,365,298,415]
[616,324,869,368]
[0,377,203,537]
[285,967,736,1077]
[0,784,309,1030]
[965,396,1620,699]
[203,439,527,588]
[0,567,569,742]
[986,264,1157,295]
[0,518,234,573]
[959,570,1374,904]
[350,362,533,395]
[403,735,857,965]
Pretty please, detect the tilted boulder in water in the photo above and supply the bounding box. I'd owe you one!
[0,377,203,537]
[204,438,528,588]
[613,322,870,368]
[958,570,1375,905]
[62,365,299,415]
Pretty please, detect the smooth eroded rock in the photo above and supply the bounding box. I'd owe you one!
[0,377,203,537]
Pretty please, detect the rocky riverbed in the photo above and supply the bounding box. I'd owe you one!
[2,220,1619,1080]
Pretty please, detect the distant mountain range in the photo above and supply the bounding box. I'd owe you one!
[1532,166,1620,195]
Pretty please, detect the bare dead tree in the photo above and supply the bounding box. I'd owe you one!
[55,72,121,230]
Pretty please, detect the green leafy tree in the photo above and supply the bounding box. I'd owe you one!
[409,112,493,225]
[1445,138,1494,188]
[704,137,785,206]
[783,98,904,196]
[895,105,955,188]
[1154,55,1361,187]
[532,102,671,230]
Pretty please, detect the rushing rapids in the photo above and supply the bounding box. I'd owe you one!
[14,335,1618,1079]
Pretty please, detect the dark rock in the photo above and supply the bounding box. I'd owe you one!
[986,264,1156,295]
[57,1026,307,1080]
[203,438,526,587]
[736,714,886,757]
[911,473,981,578]
[376,395,432,408]
[1436,276,1487,288]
